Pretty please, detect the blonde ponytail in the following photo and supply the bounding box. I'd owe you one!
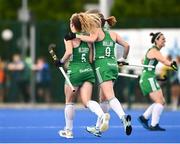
[106,16,117,27]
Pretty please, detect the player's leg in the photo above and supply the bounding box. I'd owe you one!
[86,89,110,137]
[100,81,132,135]
[171,84,179,111]
[96,91,110,129]
[80,82,110,134]
[138,103,156,129]
[58,84,78,138]
[148,89,166,131]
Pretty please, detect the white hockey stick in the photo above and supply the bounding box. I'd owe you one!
[117,60,155,68]
[118,73,139,78]
[58,67,75,92]
[48,44,75,92]
[126,64,154,68]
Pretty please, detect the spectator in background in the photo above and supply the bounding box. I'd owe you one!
[159,55,180,111]
[158,55,172,103]
[0,57,6,102]
[170,56,180,110]
[7,54,30,102]
[33,57,51,103]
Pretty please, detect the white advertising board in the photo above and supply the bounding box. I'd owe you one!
[113,29,180,74]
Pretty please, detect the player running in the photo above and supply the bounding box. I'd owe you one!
[55,13,110,138]
[138,32,178,131]
[65,11,132,136]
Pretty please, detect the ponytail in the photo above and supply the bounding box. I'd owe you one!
[106,16,117,27]
[150,32,162,43]
[85,9,117,27]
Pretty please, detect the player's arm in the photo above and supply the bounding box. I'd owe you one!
[61,39,73,63]
[88,43,93,63]
[147,48,178,71]
[147,49,171,66]
[76,29,99,43]
[115,32,130,59]
[141,58,145,64]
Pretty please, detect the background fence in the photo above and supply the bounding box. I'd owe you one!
[0,19,179,107]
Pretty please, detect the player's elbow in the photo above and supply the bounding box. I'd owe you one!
[125,44,130,50]
[160,59,171,67]
[67,52,72,57]
[124,44,130,57]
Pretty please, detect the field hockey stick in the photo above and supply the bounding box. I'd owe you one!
[118,72,168,82]
[119,62,155,69]
[118,73,139,78]
[48,44,75,92]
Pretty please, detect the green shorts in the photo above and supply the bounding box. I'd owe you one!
[139,76,160,96]
[94,58,118,84]
[66,63,95,86]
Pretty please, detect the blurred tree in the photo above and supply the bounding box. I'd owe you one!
[29,0,98,21]
[111,0,180,28]
[112,0,180,18]
[0,0,20,20]
[0,0,98,21]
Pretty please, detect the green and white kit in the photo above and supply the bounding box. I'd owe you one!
[139,46,160,96]
[93,30,118,84]
[67,42,95,86]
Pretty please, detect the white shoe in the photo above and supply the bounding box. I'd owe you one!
[122,115,132,135]
[86,126,102,137]
[100,113,110,132]
[58,129,73,138]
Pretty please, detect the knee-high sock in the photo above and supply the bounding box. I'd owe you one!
[109,97,125,119]
[96,101,110,129]
[151,103,164,127]
[65,103,75,131]
[172,97,178,111]
[143,103,156,119]
[87,100,104,118]
[100,100,110,112]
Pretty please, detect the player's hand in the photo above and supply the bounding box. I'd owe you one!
[64,32,76,41]
[171,61,178,71]
[117,57,128,66]
[54,59,64,67]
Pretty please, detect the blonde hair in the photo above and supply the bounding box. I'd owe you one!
[70,12,101,33]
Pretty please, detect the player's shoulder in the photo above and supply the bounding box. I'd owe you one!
[149,47,159,53]
[108,31,117,41]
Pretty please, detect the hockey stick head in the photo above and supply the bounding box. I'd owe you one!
[48,43,56,51]
[117,61,129,66]
[48,43,58,61]
[48,44,56,56]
